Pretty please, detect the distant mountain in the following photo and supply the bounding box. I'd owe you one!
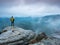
[0,15,60,35]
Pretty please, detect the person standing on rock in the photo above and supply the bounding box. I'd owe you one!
[10,16,15,26]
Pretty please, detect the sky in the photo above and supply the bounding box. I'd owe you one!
[0,0,60,17]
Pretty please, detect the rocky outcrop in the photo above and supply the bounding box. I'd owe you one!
[29,33,60,45]
[0,26,60,45]
[29,32,48,44]
[0,26,35,45]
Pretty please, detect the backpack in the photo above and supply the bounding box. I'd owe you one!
[10,18,14,22]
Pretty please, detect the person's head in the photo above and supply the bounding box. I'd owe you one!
[11,16,13,18]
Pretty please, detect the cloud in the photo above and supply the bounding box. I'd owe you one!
[1,4,60,17]
[0,0,60,7]
[0,0,60,17]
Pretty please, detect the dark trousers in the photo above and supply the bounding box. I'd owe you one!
[11,22,14,26]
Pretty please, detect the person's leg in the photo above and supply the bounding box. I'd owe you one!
[11,22,12,26]
[13,22,14,26]
[11,22,13,26]
[12,22,14,26]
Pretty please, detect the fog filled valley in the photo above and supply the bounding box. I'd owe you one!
[0,15,60,35]
[0,15,60,45]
